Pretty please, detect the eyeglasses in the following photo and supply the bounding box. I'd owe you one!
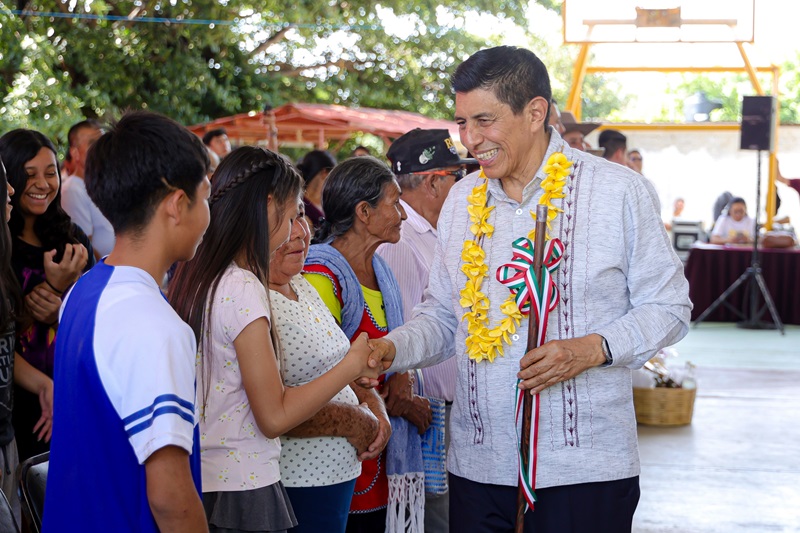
[415,169,467,182]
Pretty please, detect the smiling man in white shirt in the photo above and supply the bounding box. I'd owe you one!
[368,46,691,532]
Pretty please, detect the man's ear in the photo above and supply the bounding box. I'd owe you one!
[426,174,441,198]
[527,96,549,132]
[68,145,80,165]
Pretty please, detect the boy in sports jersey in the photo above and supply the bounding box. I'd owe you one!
[42,111,211,532]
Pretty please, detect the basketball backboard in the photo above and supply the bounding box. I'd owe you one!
[564,0,755,44]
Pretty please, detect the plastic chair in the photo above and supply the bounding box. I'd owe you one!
[17,451,49,533]
[0,489,21,533]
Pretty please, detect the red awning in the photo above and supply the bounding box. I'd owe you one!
[188,103,459,149]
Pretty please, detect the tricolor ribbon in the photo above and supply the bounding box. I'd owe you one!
[496,237,564,512]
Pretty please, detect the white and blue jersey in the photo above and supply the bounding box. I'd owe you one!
[42,261,201,532]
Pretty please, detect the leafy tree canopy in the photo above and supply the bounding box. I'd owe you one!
[0,0,536,146]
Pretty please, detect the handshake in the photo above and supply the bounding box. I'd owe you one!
[345,333,397,388]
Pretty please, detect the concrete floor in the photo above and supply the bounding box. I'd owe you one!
[634,323,800,533]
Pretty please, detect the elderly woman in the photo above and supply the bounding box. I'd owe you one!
[268,204,390,533]
[303,156,431,533]
[0,129,92,462]
[710,197,754,244]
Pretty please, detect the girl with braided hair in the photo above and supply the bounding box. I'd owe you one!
[169,146,383,533]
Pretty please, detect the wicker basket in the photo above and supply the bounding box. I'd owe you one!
[632,387,696,426]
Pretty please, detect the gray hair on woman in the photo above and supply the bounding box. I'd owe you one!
[313,155,396,243]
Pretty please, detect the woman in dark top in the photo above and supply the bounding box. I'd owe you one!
[297,150,337,230]
[0,155,53,522]
[0,129,94,461]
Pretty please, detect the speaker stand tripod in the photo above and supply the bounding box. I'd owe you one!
[693,151,785,334]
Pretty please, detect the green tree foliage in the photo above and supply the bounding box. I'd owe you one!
[658,73,750,122]
[0,0,534,145]
[658,66,800,125]
[779,52,800,124]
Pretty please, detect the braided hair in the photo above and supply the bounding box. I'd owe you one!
[168,146,302,407]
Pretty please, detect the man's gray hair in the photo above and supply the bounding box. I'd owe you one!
[395,172,426,191]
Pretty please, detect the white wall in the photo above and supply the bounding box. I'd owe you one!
[585,125,800,231]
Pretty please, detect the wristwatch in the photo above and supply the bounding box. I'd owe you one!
[600,336,613,367]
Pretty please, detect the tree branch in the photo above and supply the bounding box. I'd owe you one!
[271,58,370,77]
[250,25,295,57]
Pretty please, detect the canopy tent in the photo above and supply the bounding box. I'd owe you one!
[188,103,459,151]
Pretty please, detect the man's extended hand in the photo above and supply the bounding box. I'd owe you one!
[517,334,606,395]
[357,338,396,388]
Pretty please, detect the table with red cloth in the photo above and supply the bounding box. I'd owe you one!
[685,242,800,325]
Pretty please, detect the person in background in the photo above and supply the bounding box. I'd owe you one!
[548,99,565,135]
[0,129,92,462]
[43,110,209,532]
[664,197,686,231]
[378,128,474,533]
[711,190,734,231]
[203,128,232,159]
[61,119,115,259]
[776,161,800,198]
[560,111,600,152]
[600,132,661,211]
[352,145,372,157]
[599,129,628,165]
[205,146,220,180]
[0,156,54,526]
[627,149,644,174]
[710,197,754,244]
[263,103,280,153]
[297,150,337,230]
[673,197,685,218]
[269,204,390,533]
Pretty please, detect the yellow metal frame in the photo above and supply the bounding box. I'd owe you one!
[565,42,781,227]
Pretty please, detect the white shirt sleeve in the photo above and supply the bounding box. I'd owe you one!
[60,178,94,238]
[94,294,198,464]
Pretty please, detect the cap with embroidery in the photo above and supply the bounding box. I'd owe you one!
[387,128,476,174]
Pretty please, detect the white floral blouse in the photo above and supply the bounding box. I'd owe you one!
[199,263,281,493]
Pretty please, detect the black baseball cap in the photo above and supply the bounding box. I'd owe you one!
[387,128,476,174]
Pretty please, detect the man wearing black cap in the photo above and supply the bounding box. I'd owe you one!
[377,128,474,533]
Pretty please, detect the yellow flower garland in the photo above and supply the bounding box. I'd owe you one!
[460,152,573,363]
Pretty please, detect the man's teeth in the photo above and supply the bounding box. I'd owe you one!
[476,149,498,161]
